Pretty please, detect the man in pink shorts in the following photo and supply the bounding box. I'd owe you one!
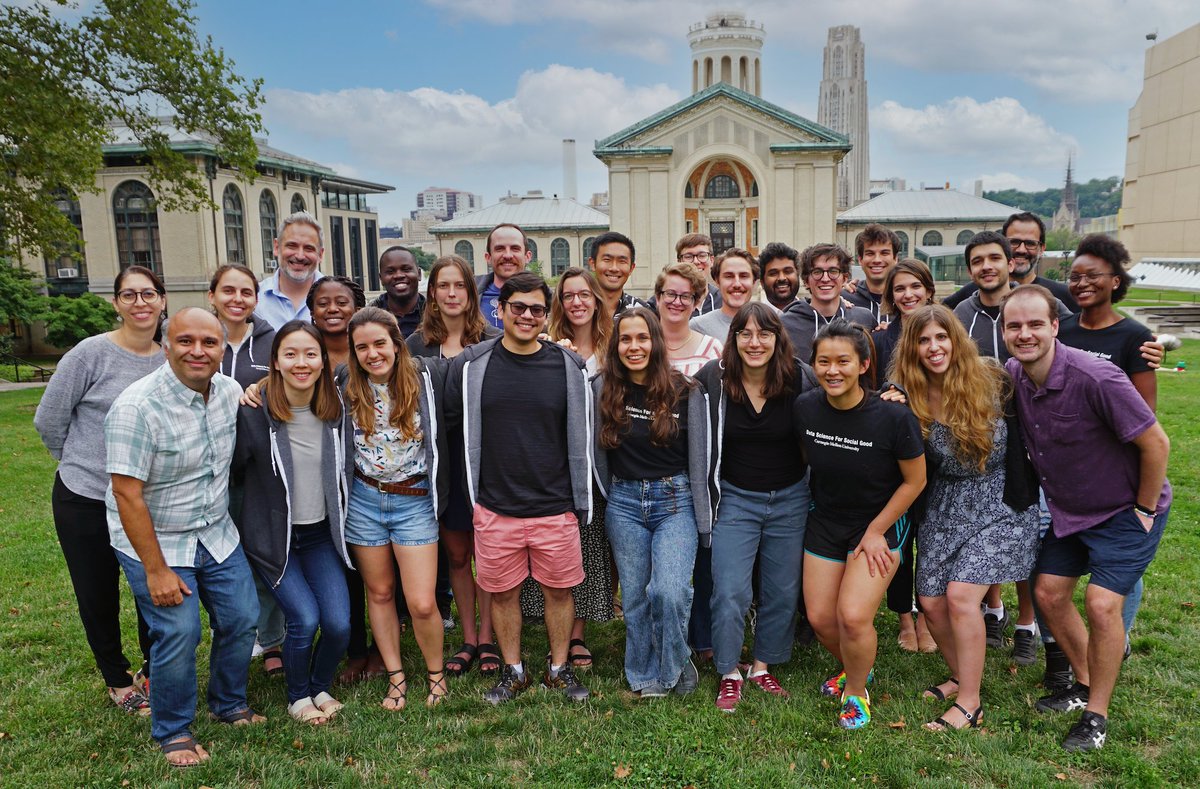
[445,270,593,703]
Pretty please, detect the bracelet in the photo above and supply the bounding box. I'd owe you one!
[1134,505,1156,518]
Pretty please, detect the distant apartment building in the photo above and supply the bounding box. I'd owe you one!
[415,186,483,220]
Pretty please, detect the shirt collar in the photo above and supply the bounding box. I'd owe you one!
[159,364,208,406]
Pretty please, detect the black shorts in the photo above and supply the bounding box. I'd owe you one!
[1036,506,1167,595]
[804,512,909,563]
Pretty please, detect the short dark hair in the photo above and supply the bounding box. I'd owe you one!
[1002,212,1046,245]
[965,231,1012,265]
[379,245,416,270]
[712,247,759,281]
[855,224,901,259]
[799,243,852,279]
[588,231,635,265]
[812,319,878,389]
[486,223,527,253]
[758,241,798,270]
[1000,284,1059,324]
[1074,234,1133,303]
[675,233,712,258]
[499,271,551,306]
[306,275,366,316]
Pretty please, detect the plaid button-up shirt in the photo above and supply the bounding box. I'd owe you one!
[105,364,241,566]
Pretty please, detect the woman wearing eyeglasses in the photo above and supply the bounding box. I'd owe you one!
[35,265,168,717]
[654,262,723,376]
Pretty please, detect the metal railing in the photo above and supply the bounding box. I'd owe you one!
[0,352,53,383]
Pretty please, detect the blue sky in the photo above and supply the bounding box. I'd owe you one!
[190,1,1198,225]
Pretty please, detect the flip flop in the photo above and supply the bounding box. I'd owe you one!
[161,735,207,768]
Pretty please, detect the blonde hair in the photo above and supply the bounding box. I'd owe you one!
[889,304,1004,473]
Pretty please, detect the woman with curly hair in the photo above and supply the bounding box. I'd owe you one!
[889,304,1039,730]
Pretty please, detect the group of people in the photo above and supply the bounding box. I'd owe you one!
[34,209,1170,767]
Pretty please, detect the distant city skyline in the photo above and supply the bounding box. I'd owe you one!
[188,1,1198,226]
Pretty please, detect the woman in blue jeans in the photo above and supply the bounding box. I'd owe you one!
[593,307,712,698]
[695,302,818,712]
[234,321,354,725]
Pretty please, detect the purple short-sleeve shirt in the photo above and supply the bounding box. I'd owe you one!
[1006,341,1171,537]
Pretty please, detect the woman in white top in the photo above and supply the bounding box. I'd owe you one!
[655,262,723,376]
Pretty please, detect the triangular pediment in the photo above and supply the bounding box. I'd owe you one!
[595,82,849,156]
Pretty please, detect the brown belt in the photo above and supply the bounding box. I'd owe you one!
[354,469,428,496]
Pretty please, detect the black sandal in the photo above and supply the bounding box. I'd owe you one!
[445,643,477,677]
[926,702,982,731]
[568,638,593,670]
[382,669,407,711]
[161,735,206,768]
[427,669,449,708]
[922,676,959,701]
[477,642,501,676]
[261,648,284,677]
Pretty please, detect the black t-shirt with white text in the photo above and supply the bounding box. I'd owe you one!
[722,368,808,492]
[610,383,689,481]
[792,388,923,531]
[479,343,574,518]
[1057,314,1152,377]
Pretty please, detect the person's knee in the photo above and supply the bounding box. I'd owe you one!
[806,603,836,636]
[946,587,980,618]
[1035,579,1070,611]
[365,584,396,607]
[288,610,320,642]
[1085,589,1124,625]
[406,596,437,620]
[158,613,203,654]
[838,605,874,639]
[541,585,573,606]
[446,548,472,572]
[655,581,693,613]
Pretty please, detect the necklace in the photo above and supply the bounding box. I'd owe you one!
[666,334,692,352]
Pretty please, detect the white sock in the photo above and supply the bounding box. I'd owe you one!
[722,671,742,681]
[510,662,524,677]
[984,604,1005,618]
[1044,635,1057,644]
[549,663,564,678]
[748,668,768,678]
[1014,622,1038,636]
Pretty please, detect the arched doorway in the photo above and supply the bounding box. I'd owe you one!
[682,158,760,256]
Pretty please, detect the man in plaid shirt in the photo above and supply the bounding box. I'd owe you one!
[106,308,261,768]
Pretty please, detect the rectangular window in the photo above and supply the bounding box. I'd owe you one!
[752,219,759,247]
[686,220,693,234]
[349,218,363,288]
[330,216,345,277]
[365,220,379,291]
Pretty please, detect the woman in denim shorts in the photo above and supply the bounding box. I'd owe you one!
[343,308,449,710]
[593,308,712,698]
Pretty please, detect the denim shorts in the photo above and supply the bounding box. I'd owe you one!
[1036,506,1167,595]
[345,476,438,547]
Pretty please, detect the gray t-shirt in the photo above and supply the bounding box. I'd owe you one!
[689,309,734,342]
[34,334,164,500]
[287,406,327,525]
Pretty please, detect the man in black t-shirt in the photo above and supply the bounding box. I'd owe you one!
[444,272,593,705]
[368,246,426,338]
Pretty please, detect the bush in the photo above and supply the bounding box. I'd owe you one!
[39,293,115,349]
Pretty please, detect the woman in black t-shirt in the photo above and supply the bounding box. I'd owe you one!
[594,308,712,698]
[794,320,926,730]
[696,303,817,712]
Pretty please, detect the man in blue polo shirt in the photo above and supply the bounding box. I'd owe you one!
[256,211,325,329]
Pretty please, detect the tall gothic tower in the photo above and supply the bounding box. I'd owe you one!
[818,25,870,209]
[688,12,764,96]
[1053,154,1081,232]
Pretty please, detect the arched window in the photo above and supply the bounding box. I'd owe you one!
[259,191,278,271]
[750,180,759,197]
[705,175,739,199]
[895,231,909,258]
[291,193,306,214]
[582,236,596,262]
[922,230,943,246]
[550,238,570,276]
[222,185,246,264]
[112,180,161,275]
[46,189,86,280]
[684,181,694,199]
[956,229,974,245]
[454,240,474,265]
[526,238,538,262]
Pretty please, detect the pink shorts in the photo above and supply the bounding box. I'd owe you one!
[472,504,584,593]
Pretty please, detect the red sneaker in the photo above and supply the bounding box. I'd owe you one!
[715,676,743,712]
[747,671,789,698]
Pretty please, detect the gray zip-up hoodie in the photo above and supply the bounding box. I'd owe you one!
[443,337,594,521]
[221,318,276,390]
[232,396,354,587]
[589,373,714,547]
[780,299,877,364]
[953,290,1072,362]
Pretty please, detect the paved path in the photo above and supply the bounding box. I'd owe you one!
[0,381,49,392]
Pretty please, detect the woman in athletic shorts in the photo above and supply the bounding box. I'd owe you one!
[794,320,926,729]
[889,304,1039,730]
[594,307,711,698]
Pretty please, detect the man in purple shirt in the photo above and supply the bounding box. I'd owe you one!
[1002,284,1171,753]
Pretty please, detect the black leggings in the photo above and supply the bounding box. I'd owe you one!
[51,473,151,687]
[886,519,922,614]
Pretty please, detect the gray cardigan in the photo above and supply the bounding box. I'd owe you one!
[443,337,594,522]
[589,373,714,547]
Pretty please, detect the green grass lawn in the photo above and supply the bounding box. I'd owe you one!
[1,350,1199,787]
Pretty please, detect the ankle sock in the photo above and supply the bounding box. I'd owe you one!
[984,604,1005,619]
[748,669,768,678]
[549,663,563,678]
[510,662,524,678]
[1014,622,1038,636]
[722,671,741,681]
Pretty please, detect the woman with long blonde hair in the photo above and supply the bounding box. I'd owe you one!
[548,267,611,372]
[889,304,1039,730]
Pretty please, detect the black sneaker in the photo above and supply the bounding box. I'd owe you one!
[1036,681,1089,713]
[984,609,1010,649]
[1062,711,1107,752]
[1124,634,1132,661]
[1043,642,1074,692]
[1012,628,1039,666]
[542,665,589,702]
[674,657,699,696]
[483,665,532,705]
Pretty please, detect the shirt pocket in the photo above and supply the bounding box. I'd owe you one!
[1046,411,1080,445]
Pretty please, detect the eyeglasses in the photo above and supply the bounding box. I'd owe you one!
[735,330,776,343]
[1009,238,1041,249]
[1067,271,1115,285]
[561,291,594,304]
[679,252,712,263]
[658,290,696,305]
[116,289,162,305]
[808,268,844,281]
[502,301,548,318]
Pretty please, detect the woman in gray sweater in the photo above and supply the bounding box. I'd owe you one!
[33,265,166,715]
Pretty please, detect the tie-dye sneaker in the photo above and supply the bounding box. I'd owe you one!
[819,668,874,698]
[838,693,872,729]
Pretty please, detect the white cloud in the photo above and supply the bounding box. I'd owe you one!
[976,172,1051,193]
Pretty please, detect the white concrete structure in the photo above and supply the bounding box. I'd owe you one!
[689,12,764,96]
[818,25,870,209]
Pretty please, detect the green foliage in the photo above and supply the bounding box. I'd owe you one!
[39,292,116,349]
[984,176,1123,221]
[0,0,264,259]
[0,263,48,328]
[410,247,436,271]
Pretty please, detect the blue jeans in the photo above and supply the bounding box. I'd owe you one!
[116,543,259,745]
[710,479,809,674]
[261,520,351,704]
[606,475,698,692]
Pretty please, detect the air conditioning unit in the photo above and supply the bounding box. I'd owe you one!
[57,267,79,279]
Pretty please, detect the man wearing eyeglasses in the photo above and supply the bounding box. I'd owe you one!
[646,234,723,316]
[942,213,1079,312]
[477,224,532,330]
[780,244,876,364]
[588,231,645,316]
[444,271,593,705]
